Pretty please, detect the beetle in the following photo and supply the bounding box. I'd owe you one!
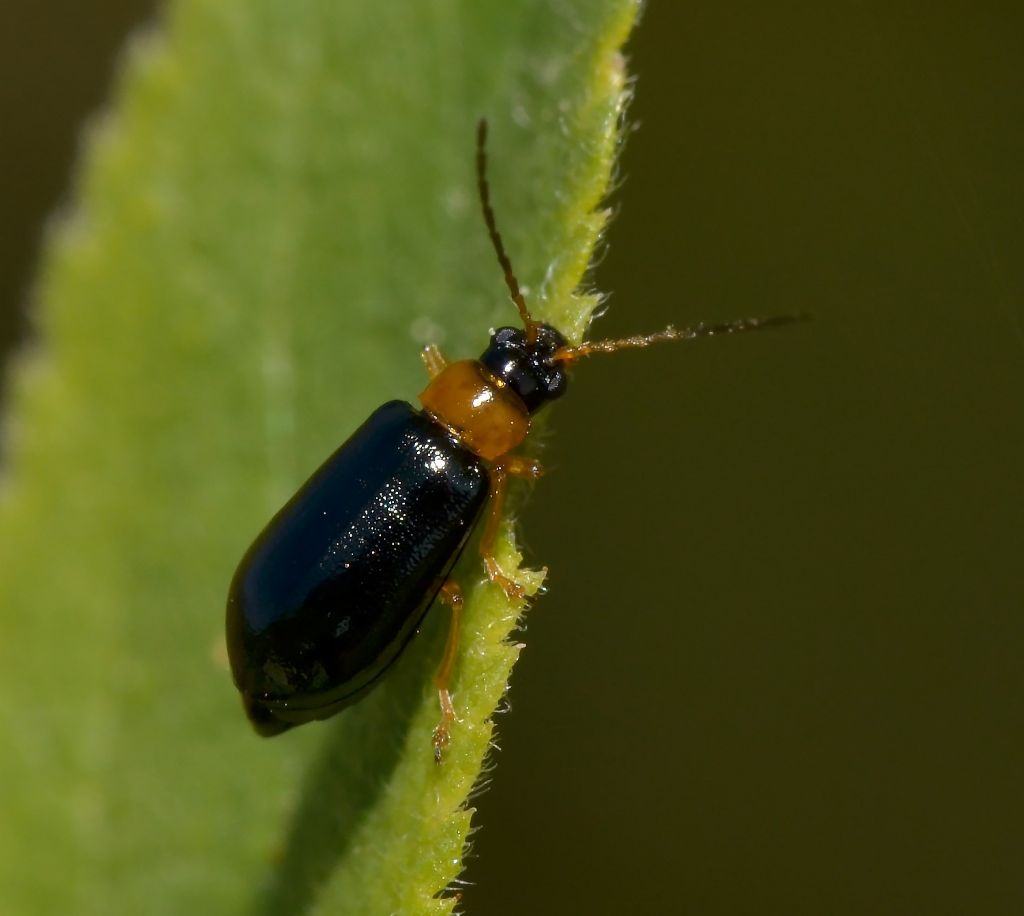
[225,119,803,759]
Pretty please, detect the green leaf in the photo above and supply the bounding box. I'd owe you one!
[0,1,638,913]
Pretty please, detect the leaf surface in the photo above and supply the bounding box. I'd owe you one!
[0,2,639,912]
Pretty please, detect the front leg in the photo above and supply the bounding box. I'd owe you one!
[480,455,543,600]
[420,343,448,380]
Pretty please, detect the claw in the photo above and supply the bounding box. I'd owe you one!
[484,557,526,600]
[433,685,456,764]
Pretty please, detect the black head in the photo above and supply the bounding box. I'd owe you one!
[479,323,569,413]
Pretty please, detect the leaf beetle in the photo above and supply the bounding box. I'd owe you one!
[225,119,803,759]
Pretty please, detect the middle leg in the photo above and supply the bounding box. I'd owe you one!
[432,579,464,763]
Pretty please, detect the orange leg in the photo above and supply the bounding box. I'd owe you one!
[421,343,448,380]
[432,579,464,763]
[481,455,543,601]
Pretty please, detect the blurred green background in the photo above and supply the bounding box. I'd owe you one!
[2,3,1022,914]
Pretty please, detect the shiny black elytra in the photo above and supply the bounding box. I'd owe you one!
[226,401,488,736]
[225,120,804,755]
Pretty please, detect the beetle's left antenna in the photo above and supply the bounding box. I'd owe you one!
[477,118,540,344]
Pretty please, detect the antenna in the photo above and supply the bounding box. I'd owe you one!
[476,118,540,343]
[553,313,810,362]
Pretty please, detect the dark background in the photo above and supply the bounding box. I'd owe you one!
[2,3,1022,914]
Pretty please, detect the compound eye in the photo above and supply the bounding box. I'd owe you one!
[544,368,569,400]
[491,326,523,348]
[534,324,568,355]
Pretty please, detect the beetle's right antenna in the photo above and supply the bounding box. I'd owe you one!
[552,313,810,363]
[476,118,540,344]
